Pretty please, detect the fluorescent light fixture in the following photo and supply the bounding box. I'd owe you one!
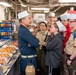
[44,10,49,13]
[0,2,11,7]
[31,8,50,11]
[21,4,27,7]
[59,0,76,3]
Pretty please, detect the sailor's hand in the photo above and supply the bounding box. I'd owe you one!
[67,60,72,66]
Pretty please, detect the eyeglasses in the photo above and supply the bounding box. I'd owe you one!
[69,20,76,23]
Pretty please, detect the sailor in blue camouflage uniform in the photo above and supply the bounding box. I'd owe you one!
[18,11,39,75]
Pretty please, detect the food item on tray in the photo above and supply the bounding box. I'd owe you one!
[0,57,7,65]
[0,53,10,59]
[12,41,18,47]
[0,46,15,54]
[1,65,7,73]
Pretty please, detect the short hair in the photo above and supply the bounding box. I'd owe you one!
[40,22,47,27]
[19,19,22,22]
[57,17,61,21]
[19,17,25,23]
[51,23,59,32]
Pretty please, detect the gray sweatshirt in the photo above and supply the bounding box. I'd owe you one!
[45,33,64,68]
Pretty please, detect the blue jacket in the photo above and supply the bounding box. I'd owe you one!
[18,25,39,55]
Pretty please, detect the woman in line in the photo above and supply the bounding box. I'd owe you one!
[43,21,66,75]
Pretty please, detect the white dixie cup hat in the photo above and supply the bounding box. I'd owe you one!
[60,14,69,20]
[49,12,55,17]
[56,21,66,32]
[18,11,29,19]
[69,14,76,19]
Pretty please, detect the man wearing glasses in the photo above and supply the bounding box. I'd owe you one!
[66,14,76,75]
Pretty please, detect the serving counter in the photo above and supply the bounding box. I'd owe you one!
[0,40,21,75]
[4,50,20,75]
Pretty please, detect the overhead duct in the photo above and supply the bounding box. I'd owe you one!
[28,6,43,13]
[26,0,46,4]
[20,0,48,4]
[18,0,49,6]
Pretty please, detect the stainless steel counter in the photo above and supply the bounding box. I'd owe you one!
[0,40,21,75]
[4,50,21,75]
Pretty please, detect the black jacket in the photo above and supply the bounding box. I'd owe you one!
[45,33,64,68]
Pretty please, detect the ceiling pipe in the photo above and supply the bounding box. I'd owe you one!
[28,6,43,13]
[54,6,61,12]
[49,3,76,7]
[26,0,46,4]
[18,0,27,5]
[59,3,76,6]
[11,1,21,5]
[18,0,24,4]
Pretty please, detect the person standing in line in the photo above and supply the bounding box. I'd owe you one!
[18,11,39,75]
[65,14,76,75]
[47,12,57,34]
[36,21,48,75]
[60,15,71,53]
[47,12,56,26]
[43,21,66,75]
[60,14,71,75]
[35,19,42,32]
